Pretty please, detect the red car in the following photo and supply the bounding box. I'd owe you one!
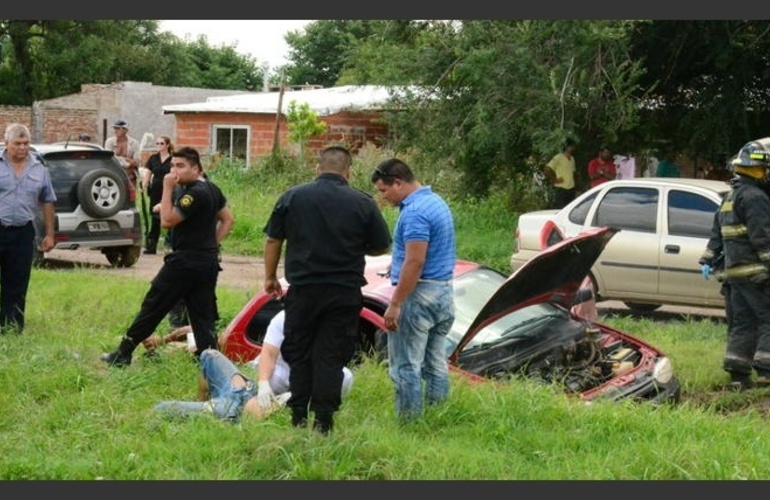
[220,226,681,404]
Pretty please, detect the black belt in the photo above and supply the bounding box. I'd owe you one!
[0,221,30,231]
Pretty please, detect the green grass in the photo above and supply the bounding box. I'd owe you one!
[1,272,766,479]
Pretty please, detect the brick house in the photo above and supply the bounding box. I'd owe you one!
[0,81,253,162]
[162,85,399,167]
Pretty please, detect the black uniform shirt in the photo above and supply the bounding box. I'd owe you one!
[170,178,227,254]
[263,173,391,288]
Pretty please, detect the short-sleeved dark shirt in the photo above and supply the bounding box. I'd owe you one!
[263,172,392,288]
[170,178,227,254]
[145,153,172,205]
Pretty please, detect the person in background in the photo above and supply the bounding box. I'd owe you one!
[586,145,617,188]
[104,120,141,187]
[0,123,56,334]
[543,138,577,209]
[371,158,457,423]
[655,149,681,178]
[153,310,355,421]
[262,145,391,435]
[706,157,733,182]
[100,147,234,367]
[141,135,174,255]
[699,140,770,390]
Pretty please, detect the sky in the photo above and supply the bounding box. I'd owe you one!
[159,20,313,69]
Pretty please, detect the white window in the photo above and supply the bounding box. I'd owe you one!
[212,125,249,165]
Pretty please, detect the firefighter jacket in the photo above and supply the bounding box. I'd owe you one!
[700,175,770,284]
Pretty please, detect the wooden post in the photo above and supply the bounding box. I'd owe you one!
[272,72,286,157]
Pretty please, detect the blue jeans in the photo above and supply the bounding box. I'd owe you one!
[154,349,256,421]
[388,281,455,421]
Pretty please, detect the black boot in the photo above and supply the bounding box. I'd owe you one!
[144,238,157,255]
[291,407,308,428]
[729,372,754,391]
[313,412,334,435]
[100,336,136,367]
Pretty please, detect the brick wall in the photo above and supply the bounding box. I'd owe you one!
[173,110,388,166]
[0,105,33,134]
[40,108,99,143]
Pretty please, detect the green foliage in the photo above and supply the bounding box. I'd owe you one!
[0,20,264,104]
[283,20,380,88]
[285,99,327,164]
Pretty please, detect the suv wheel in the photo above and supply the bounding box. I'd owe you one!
[103,245,141,268]
[77,167,128,218]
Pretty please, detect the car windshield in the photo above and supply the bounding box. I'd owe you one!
[445,267,507,354]
[449,302,568,355]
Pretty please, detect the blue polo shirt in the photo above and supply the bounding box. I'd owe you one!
[390,186,456,284]
[0,152,56,226]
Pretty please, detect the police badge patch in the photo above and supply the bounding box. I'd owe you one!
[179,194,194,208]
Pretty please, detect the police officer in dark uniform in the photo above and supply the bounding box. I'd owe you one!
[700,140,770,390]
[100,147,234,367]
[262,145,392,434]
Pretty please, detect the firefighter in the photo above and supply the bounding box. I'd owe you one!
[700,140,770,390]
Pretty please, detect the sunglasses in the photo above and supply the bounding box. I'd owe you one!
[374,166,396,178]
[156,142,166,146]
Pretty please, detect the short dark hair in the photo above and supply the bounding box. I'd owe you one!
[318,146,352,173]
[172,147,202,170]
[371,158,416,185]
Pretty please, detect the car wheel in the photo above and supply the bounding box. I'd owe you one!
[623,302,662,312]
[76,167,127,218]
[103,245,141,268]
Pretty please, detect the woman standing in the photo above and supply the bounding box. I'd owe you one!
[141,135,174,254]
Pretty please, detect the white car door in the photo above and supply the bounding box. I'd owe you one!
[657,186,724,306]
[585,185,661,299]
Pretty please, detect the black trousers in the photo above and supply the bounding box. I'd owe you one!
[146,214,162,250]
[281,284,362,416]
[553,187,576,209]
[724,280,770,375]
[124,251,221,353]
[0,222,34,332]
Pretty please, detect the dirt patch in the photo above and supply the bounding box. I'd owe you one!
[680,384,770,417]
[41,248,273,294]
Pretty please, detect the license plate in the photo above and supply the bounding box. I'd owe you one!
[87,221,110,232]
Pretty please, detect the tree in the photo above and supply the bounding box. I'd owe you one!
[628,20,770,160]
[343,20,646,197]
[0,20,265,105]
[282,20,380,88]
[285,100,327,163]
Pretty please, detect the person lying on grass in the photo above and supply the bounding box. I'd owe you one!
[152,310,354,421]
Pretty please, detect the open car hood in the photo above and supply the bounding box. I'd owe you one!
[449,226,618,361]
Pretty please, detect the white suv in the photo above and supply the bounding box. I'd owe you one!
[30,142,143,267]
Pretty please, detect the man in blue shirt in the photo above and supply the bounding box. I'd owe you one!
[371,158,457,422]
[0,123,56,334]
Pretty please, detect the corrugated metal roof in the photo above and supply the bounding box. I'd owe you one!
[162,84,409,116]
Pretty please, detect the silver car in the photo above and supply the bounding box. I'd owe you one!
[510,178,732,312]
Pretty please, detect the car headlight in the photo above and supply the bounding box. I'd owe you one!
[653,357,674,384]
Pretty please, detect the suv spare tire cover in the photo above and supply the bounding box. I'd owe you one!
[76,167,127,218]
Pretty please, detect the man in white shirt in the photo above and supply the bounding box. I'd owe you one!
[153,310,354,421]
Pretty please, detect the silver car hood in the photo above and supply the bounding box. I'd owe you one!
[449,226,618,361]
